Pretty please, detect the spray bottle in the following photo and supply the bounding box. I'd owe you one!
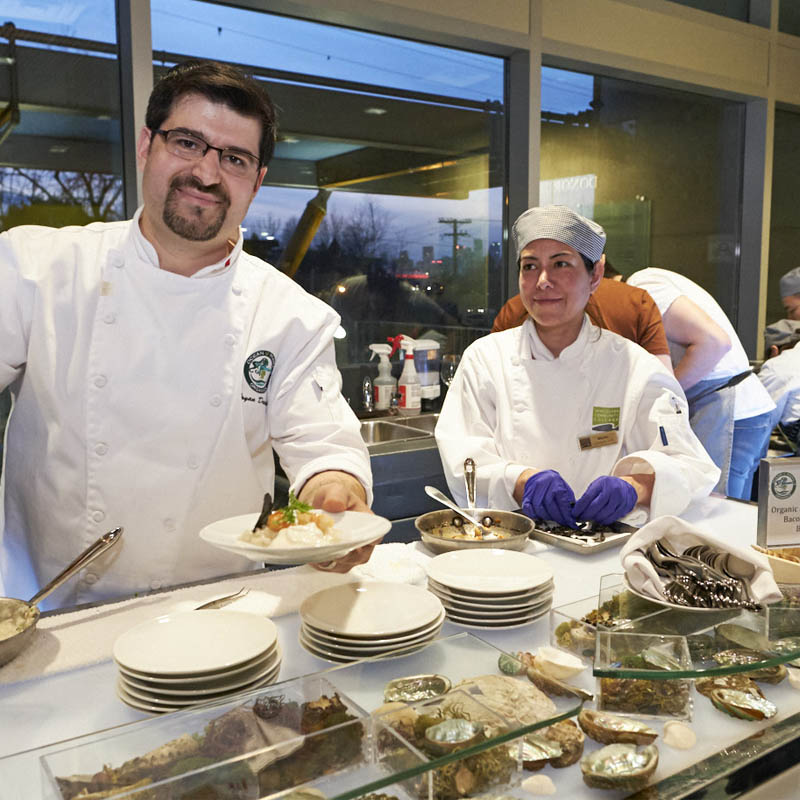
[393,335,421,416]
[368,343,396,411]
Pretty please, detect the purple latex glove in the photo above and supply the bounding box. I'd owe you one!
[573,476,637,525]
[522,470,577,528]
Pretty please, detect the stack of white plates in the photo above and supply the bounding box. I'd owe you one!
[299,581,445,663]
[426,549,554,629]
[113,611,281,713]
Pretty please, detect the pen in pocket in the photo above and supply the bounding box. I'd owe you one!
[659,425,669,446]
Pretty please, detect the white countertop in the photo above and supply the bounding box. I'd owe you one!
[2,495,798,799]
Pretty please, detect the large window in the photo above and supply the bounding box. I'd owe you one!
[151,1,506,387]
[0,1,124,230]
[540,66,745,322]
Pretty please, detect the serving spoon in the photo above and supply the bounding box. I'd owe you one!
[424,485,493,537]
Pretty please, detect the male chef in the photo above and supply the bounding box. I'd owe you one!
[0,60,374,608]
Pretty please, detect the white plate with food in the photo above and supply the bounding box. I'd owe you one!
[199,500,391,565]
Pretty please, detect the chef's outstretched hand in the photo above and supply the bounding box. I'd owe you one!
[298,470,379,574]
[573,476,637,525]
[522,470,577,528]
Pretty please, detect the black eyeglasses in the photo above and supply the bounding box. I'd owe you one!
[152,128,261,178]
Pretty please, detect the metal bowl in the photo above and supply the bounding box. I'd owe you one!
[415,508,534,554]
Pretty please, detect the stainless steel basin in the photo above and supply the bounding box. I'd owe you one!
[392,414,439,434]
[360,420,431,445]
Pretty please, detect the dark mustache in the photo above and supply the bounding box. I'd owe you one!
[169,175,229,204]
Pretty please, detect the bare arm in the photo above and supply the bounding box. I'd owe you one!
[661,296,731,390]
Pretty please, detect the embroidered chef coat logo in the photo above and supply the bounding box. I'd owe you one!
[772,471,797,501]
[244,350,275,393]
[591,406,620,432]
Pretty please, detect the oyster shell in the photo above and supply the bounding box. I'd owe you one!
[708,688,777,721]
[521,734,562,770]
[526,665,593,701]
[746,664,787,684]
[544,719,584,767]
[423,718,484,754]
[695,674,762,698]
[383,674,451,703]
[640,645,682,671]
[577,709,658,745]
[580,743,659,791]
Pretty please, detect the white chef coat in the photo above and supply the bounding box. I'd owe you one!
[435,317,719,521]
[759,342,800,425]
[0,211,372,608]
[627,268,774,421]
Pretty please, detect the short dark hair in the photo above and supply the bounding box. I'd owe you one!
[146,60,277,166]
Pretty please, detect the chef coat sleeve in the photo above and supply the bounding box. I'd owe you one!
[435,344,522,509]
[0,231,32,390]
[611,372,720,518]
[267,314,373,505]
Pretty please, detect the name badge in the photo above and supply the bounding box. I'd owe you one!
[578,431,619,451]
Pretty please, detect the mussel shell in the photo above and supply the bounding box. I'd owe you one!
[577,709,658,745]
[383,674,451,703]
[580,743,659,791]
[521,734,563,770]
[527,666,593,701]
[715,623,770,653]
[423,718,484,754]
[708,688,777,721]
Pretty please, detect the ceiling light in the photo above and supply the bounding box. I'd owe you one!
[49,145,68,153]
[364,107,387,116]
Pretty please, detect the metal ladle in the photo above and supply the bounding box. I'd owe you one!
[424,485,493,537]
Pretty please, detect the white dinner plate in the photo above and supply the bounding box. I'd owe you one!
[437,595,552,618]
[426,580,553,610]
[298,629,438,663]
[119,662,281,704]
[120,647,281,694]
[427,549,554,594]
[301,619,443,653]
[445,604,551,630]
[426,575,554,604]
[302,609,446,647]
[300,581,444,637]
[116,641,278,683]
[113,611,278,675]
[198,511,391,565]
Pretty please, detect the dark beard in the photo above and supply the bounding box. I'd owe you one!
[162,176,230,241]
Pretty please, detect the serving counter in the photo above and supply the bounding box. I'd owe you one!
[2,494,800,799]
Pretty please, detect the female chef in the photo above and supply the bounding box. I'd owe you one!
[434,205,719,528]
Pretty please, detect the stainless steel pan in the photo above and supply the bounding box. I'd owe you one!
[0,528,123,667]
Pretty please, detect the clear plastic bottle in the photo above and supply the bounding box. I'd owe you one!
[396,336,421,416]
[368,343,396,411]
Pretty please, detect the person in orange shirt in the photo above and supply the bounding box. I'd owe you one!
[492,262,673,373]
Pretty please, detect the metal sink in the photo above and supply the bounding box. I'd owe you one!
[392,414,439,434]
[360,420,431,445]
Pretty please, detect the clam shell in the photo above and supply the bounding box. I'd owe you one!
[577,709,658,745]
[662,720,697,750]
[423,718,484,754]
[526,666,593,701]
[709,688,777,721]
[534,646,586,680]
[580,743,659,791]
[383,674,451,703]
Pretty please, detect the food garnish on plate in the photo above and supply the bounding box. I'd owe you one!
[239,493,338,548]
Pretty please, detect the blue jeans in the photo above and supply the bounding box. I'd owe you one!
[727,410,774,500]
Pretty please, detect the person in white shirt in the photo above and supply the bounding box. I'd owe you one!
[435,206,718,528]
[758,319,800,447]
[627,268,775,499]
[0,60,374,608]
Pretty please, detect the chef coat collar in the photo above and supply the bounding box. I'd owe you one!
[131,206,243,278]
[522,314,592,362]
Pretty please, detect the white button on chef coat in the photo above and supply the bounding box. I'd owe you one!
[92,510,105,523]
[93,375,107,388]
[209,394,222,407]
[83,572,98,585]
[224,333,236,346]
[164,518,176,532]
[94,443,108,456]
[103,313,116,324]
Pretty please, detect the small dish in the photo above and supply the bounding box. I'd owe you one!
[752,545,800,584]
